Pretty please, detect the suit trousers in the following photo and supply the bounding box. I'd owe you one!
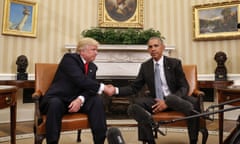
[40,95,107,144]
[133,96,200,142]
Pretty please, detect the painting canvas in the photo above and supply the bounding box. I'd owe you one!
[193,1,240,41]
[105,0,137,22]
[98,0,143,28]
[2,0,38,37]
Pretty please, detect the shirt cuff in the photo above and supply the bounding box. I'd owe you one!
[98,83,105,95]
[115,87,119,94]
[78,96,85,106]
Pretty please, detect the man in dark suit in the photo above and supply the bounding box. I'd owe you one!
[40,37,114,144]
[111,37,200,144]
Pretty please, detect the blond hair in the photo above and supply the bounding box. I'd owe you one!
[76,37,99,53]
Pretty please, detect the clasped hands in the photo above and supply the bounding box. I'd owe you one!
[104,84,116,96]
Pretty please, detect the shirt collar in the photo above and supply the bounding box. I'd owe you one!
[154,56,164,66]
[80,56,87,64]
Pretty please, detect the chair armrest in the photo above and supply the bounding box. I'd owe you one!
[32,90,42,100]
[32,90,43,125]
[192,89,205,113]
[192,89,205,97]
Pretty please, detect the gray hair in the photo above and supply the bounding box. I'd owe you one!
[147,37,164,45]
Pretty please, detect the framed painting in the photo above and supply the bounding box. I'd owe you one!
[193,1,240,41]
[2,0,38,37]
[98,0,143,28]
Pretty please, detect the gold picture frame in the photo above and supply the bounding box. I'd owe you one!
[98,0,143,28]
[2,0,38,37]
[193,1,240,41]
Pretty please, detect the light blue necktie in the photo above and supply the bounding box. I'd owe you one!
[154,63,164,100]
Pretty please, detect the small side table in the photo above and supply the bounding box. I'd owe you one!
[0,85,17,144]
[198,80,233,101]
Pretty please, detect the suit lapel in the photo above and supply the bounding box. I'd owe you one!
[74,54,95,76]
[87,63,96,78]
[163,56,174,88]
[145,59,155,86]
[73,53,85,74]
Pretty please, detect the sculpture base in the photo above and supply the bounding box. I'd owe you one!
[17,73,28,80]
[215,75,227,81]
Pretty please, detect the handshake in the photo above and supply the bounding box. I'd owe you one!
[103,84,116,96]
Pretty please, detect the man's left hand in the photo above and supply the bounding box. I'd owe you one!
[152,99,168,113]
[68,98,82,112]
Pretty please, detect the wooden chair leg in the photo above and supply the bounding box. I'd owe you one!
[35,134,45,144]
[77,129,82,142]
[33,126,45,144]
[153,127,158,138]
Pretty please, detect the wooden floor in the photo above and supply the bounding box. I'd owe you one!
[0,119,237,137]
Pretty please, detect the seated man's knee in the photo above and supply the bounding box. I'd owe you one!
[165,95,194,114]
[48,97,65,111]
[90,96,104,108]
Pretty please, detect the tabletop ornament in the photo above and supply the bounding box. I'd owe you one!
[16,55,28,80]
[214,51,227,81]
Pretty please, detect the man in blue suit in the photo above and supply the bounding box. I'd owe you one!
[40,37,114,144]
[111,37,200,144]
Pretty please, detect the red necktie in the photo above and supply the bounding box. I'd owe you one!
[84,63,89,75]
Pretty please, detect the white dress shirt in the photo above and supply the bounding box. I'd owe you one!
[154,56,171,97]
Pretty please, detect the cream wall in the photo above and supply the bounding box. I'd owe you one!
[0,0,240,75]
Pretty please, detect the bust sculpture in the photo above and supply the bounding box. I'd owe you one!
[16,55,28,80]
[214,51,227,81]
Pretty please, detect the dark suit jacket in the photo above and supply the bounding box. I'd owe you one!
[41,53,100,106]
[119,56,189,99]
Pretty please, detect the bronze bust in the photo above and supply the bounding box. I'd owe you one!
[16,55,28,80]
[214,51,227,81]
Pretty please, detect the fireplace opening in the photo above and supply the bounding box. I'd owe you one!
[98,76,147,119]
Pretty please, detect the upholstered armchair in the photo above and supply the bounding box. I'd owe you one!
[152,65,208,144]
[32,63,90,144]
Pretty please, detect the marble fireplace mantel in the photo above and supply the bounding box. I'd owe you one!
[65,44,175,53]
[64,44,175,76]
